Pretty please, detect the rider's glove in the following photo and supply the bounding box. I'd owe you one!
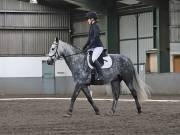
[83,45,88,52]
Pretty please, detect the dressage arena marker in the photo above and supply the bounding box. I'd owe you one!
[0,98,179,103]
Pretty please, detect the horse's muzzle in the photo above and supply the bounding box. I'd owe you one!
[47,57,54,65]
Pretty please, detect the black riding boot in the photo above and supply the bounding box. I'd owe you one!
[93,60,104,80]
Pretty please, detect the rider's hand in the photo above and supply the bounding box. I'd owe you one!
[83,46,88,52]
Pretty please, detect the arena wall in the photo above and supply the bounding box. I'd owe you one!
[146,73,180,95]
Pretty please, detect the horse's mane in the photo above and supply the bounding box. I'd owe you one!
[59,40,81,54]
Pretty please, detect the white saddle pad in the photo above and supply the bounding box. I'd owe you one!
[87,54,112,69]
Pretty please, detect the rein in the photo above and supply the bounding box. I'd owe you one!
[62,52,85,58]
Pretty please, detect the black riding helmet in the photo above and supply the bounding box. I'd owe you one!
[86,11,97,20]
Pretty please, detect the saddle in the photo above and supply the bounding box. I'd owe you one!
[87,49,112,69]
[87,49,112,85]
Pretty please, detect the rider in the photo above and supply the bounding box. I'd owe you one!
[83,11,104,81]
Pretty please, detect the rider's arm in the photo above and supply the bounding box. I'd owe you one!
[83,38,90,51]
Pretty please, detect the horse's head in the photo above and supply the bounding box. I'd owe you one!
[47,37,60,65]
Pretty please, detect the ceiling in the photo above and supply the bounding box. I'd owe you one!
[20,0,165,13]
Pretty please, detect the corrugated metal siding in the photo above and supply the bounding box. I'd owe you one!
[170,12,180,26]
[23,30,69,55]
[139,38,153,63]
[139,12,153,37]
[73,21,89,34]
[101,35,107,48]
[73,37,88,48]
[170,43,180,52]
[0,30,22,55]
[119,12,153,64]
[0,0,70,56]
[0,13,4,26]
[0,0,63,11]
[169,0,180,63]
[170,1,180,11]
[170,28,180,42]
[120,15,137,39]
[5,13,69,28]
[169,0,180,43]
[120,40,137,63]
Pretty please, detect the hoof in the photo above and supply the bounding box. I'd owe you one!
[95,111,100,115]
[112,110,115,115]
[138,109,142,114]
[63,112,72,117]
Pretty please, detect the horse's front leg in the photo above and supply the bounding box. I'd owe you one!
[81,85,100,115]
[66,83,81,116]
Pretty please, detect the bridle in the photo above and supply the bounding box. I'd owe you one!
[49,43,60,59]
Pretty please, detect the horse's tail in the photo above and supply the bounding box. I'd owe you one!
[132,69,151,103]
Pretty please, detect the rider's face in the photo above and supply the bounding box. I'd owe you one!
[87,18,95,25]
[87,19,91,24]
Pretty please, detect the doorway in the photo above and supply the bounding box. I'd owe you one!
[173,55,180,72]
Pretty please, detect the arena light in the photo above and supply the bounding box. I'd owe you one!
[30,0,38,4]
[120,0,140,5]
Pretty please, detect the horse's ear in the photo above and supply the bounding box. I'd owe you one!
[55,37,59,43]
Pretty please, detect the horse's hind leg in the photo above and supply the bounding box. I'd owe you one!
[111,79,121,114]
[81,85,100,115]
[125,80,141,113]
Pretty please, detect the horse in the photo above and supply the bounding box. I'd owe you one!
[47,37,150,116]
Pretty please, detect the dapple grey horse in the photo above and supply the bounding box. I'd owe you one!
[47,37,150,116]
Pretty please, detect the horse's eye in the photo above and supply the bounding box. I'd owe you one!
[52,48,55,51]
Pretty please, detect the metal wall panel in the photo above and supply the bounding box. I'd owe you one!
[23,30,69,55]
[5,13,69,28]
[170,43,180,53]
[119,12,154,64]
[0,30,69,55]
[139,38,153,63]
[120,40,137,63]
[73,21,89,34]
[0,0,70,56]
[101,35,107,48]
[139,12,153,37]
[120,15,137,39]
[0,0,4,10]
[120,39,153,64]
[0,0,64,12]
[4,0,19,10]
[0,30,22,55]
[170,28,180,42]
[73,37,88,48]
[0,13,4,26]
[170,12,180,25]
[170,1,180,11]
[169,1,180,42]
[20,1,53,11]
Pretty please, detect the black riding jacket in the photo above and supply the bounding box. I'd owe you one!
[84,22,103,50]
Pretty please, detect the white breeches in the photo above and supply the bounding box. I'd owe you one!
[92,47,103,63]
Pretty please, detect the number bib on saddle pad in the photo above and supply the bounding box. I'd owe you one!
[87,49,112,69]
